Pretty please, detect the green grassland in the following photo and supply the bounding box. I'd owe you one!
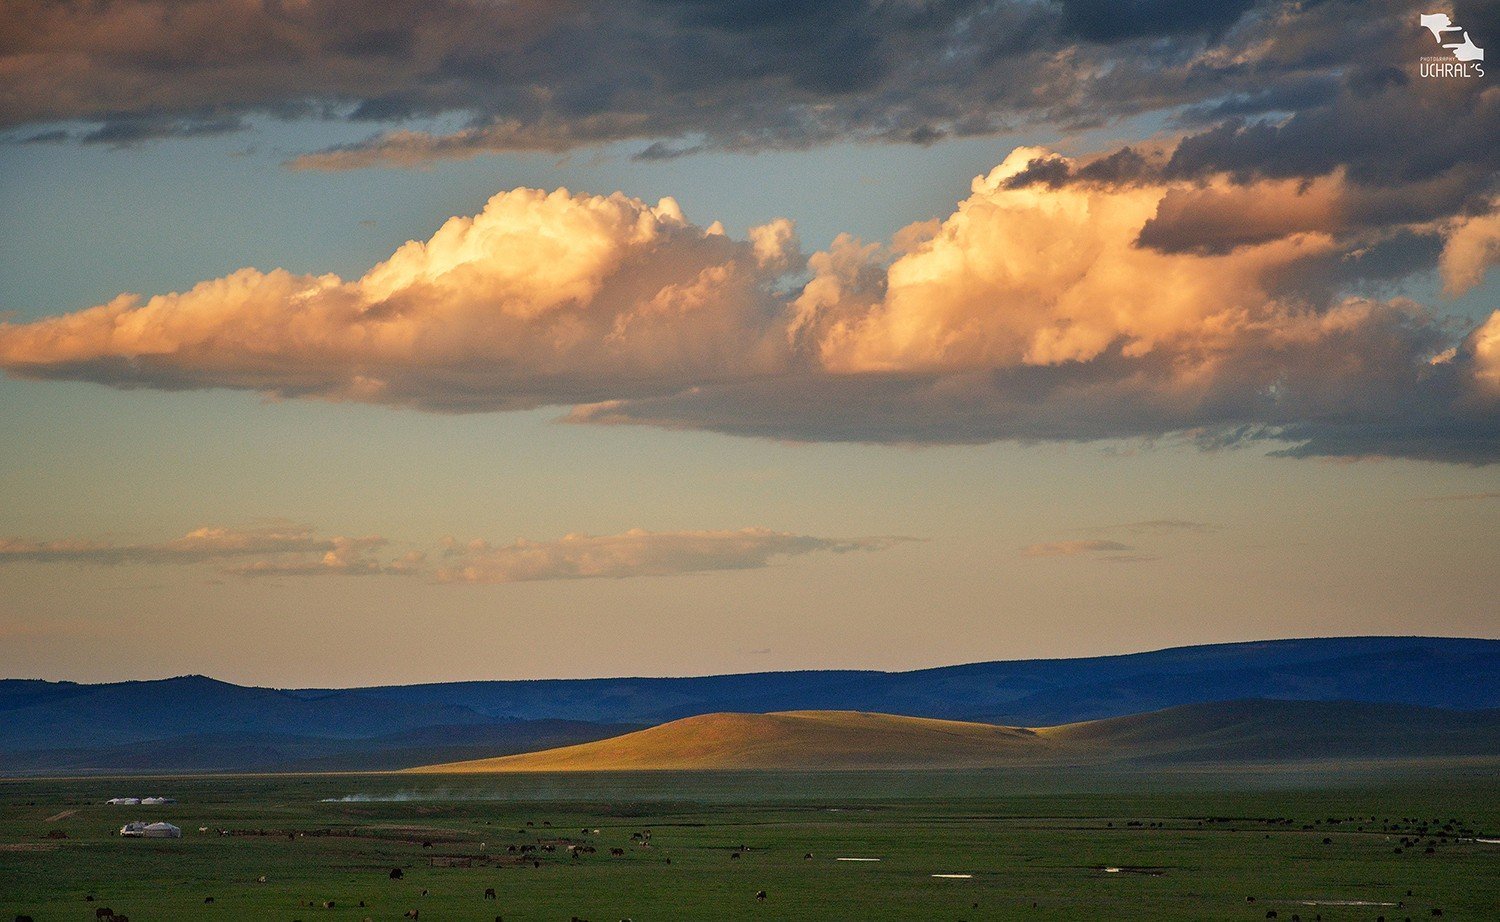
[2,763,1497,920]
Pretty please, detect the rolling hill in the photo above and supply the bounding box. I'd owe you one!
[413,700,1500,772]
[412,710,1054,771]
[3,636,1496,774]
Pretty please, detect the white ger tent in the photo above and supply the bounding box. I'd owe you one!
[120,821,181,838]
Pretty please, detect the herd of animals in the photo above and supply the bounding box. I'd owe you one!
[8,811,1473,921]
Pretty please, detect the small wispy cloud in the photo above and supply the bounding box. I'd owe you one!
[434,528,911,584]
[1089,519,1216,536]
[0,524,363,566]
[1,524,909,584]
[1412,491,1500,503]
[1020,539,1134,558]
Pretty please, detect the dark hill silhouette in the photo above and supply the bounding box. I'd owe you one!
[332,635,1500,724]
[2,636,1495,774]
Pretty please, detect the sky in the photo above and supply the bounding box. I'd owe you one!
[0,0,1496,688]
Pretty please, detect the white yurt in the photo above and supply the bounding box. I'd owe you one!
[120,820,182,838]
[107,797,141,805]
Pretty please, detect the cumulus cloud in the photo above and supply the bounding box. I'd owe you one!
[0,187,793,410]
[579,148,1500,462]
[0,524,902,582]
[2,142,1497,462]
[432,528,908,583]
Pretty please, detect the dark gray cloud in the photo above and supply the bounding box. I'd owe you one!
[1,0,1416,168]
[1056,0,1259,43]
[2,0,1487,209]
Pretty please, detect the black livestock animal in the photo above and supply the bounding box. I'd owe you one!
[390,867,404,879]
[755,890,767,902]
[485,887,497,899]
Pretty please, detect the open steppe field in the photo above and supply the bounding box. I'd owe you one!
[2,763,1497,921]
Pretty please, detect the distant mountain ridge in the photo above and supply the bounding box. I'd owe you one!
[2,636,1496,775]
[413,701,1500,773]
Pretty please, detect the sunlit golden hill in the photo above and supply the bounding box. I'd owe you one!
[408,710,1053,772]
[408,701,1500,773]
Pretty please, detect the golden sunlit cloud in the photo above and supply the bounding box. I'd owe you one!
[432,528,911,584]
[0,525,907,583]
[1,147,1496,462]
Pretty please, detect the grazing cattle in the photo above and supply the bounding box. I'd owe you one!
[1266,912,1277,919]
[421,889,428,897]
[730,852,740,859]
[97,910,115,920]
[204,896,216,903]
[16,915,36,922]
[257,875,268,883]
[804,853,813,860]
[485,887,497,899]
[610,848,625,857]
[323,901,336,909]
[755,890,767,902]
[390,867,404,879]
[404,911,419,920]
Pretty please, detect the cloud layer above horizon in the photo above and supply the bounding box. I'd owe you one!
[0,524,901,583]
[2,0,1497,462]
[1,142,1497,462]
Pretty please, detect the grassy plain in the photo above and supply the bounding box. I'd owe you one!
[2,762,1497,920]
